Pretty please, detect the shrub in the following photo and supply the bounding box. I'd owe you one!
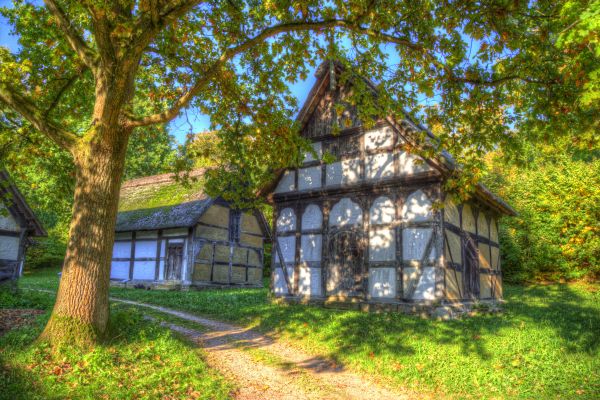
[486,152,599,282]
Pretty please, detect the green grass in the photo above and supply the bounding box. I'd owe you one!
[15,268,600,399]
[0,287,232,400]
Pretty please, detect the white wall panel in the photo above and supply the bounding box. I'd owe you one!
[326,159,361,186]
[369,196,395,225]
[301,204,322,230]
[412,267,436,300]
[133,260,155,280]
[110,261,129,280]
[364,127,394,150]
[275,236,296,263]
[300,234,322,262]
[369,268,396,298]
[329,198,362,227]
[298,264,322,296]
[112,241,131,258]
[369,228,396,261]
[274,170,296,193]
[135,240,157,258]
[158,260,165,280]
[402,190,433,222]
[0,236,19,260]
[274,265,295,294]
[276,208,296,232]
[402,228,433,261]
[298,166,322,190]
[398,152,431,175]
[365,152,394,180]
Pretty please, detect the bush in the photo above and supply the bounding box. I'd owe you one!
[486,152,600,282]
[25,235,66,270]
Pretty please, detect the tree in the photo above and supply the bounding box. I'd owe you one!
[0,0,597,346]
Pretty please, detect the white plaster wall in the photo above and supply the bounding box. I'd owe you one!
[298,264,322,296]
[0,205,19,231]
[0,236,20,260]
[273,267,292,295]
[135,240,157,258]
[326,158,361,186]
[365,127,395,150]
[301,205,322,230]
[298,166,322,190]
[158,260,165,280]
[275,236,296,262]
[110,261,129,280]
[405,267,436,300]
[369,228,395,261]
[369,196,395,225]
[402,190,432,222]
[398,152,431,175]
[402,228,433,261]
[276,208,296,232]
[274,170,296,193]
[112,241,131,258]
[133,260,155,280]
[365,152,395,181]
[329,198,362,227]
[303,142,323,163]
[300,234,322,262]
[369,268,396,298]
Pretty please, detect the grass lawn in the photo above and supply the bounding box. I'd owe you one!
[0,283,232,399]
[13,268,600,399]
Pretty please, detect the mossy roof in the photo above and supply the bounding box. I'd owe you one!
[115,169,213,232]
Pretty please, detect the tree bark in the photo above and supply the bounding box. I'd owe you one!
[39,123,130,347]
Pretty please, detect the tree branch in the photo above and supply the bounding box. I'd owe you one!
[0,83,79,152]
[127,17,551,128]
[126,18,403,127]
[44,0,97,70]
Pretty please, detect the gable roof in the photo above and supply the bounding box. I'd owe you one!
[293,61,516,217]
[0,170,46,236]
[115,169,272,237]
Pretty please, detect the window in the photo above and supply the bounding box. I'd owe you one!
[229,210,241,242]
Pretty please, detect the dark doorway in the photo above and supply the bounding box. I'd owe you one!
[166,243,184,280]
[462,235,480,299]
[326,229,365,297]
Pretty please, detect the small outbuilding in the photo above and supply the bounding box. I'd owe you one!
[110,169,269,288]
[0,170,46,283]
[269,62,516,311]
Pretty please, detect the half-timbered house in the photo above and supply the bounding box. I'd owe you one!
[270,62,516,310]
[0,170,46,284]
[111,169,269,288]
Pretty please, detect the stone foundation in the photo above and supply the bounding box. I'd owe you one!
[272,295,503,319]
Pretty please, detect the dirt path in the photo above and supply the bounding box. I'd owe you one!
[112,297,416,400]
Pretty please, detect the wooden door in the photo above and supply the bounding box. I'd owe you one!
[166,243,184,280]
[462,235,480,299]
[326,229,364,296]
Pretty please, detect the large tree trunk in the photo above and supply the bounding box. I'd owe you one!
[39,125,130,347]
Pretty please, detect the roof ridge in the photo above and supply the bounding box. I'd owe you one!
[121,168,206,189]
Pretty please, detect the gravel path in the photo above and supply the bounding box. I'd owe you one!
[112,297,418,400]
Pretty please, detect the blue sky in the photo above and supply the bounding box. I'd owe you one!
[0,0,317,144]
